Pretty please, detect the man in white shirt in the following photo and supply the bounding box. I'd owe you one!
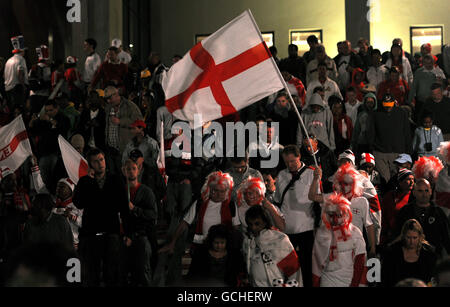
[111,38,132,65]
[306,62,342,105]
[4,36,28,111]
[366,49,388,91]
[344,87,362,125]
[83,38,102,86]
[274,145,316,287]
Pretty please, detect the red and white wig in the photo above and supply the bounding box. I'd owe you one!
[201,171,233,203]
[322,193,353,231]
[438,142,450,166]
[333,162,364,199]
[237,176,266,207]
[412,156,444,183]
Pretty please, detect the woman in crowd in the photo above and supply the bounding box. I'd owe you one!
[381,219,437,287]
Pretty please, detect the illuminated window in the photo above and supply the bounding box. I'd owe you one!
[195,34,210,44]
[410,26,443,55]
[262,31,275,48]
[290,30,322,56]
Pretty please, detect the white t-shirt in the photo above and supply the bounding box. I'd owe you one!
[4,54,28,91]
[349,196,373,234]
[367,65,388,90]
[338,55,351,89]
[320,225,366,287]
[183,200,240,244]
[306,78,343,106]
[118,50,132,65]
[274,166,316,234]
[344,100,362,125]
[83,53,102,83]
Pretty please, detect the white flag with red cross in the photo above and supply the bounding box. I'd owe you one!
[58,135,89,185]
[162,10,284,127]
[0,115,33,171]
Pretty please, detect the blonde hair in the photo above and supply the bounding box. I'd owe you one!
[400,219,430,252]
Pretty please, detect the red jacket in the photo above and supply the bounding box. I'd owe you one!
[91,61,128,89]
[377,79,410,106]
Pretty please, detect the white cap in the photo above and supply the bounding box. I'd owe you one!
[111,38,122,48]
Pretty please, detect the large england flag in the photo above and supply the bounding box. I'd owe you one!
[162,10,284,127]
[58,135,89,184]
[0,115,33,171]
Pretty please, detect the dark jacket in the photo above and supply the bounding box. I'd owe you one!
[139,162,166,203]
[334,52,364,71]
[24,212,74,251]
[381,241,437,287]
[279,56,307,84]
[301,140,337,193]
[73,173,129,236]
[76,107,106,150]
[125,184,158,238]
[419,97,450,134]
[187,243,245,287]
[394,201,450,256]
[367,106,412,154]
[31,112,71,157]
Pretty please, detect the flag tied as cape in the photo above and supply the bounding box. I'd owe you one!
[0,115,33,171]
[162,10,284,127]
[58,135,89,184]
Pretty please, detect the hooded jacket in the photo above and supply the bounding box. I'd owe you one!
[351,93,377,149]
[297,93,335,151]
[367,99,412,154]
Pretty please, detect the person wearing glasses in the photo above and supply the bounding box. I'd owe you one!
[103,85,143,175]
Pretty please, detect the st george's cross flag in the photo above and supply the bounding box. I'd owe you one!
[162,10,284,127]
[0,115,33,171]
[58,135,89,184]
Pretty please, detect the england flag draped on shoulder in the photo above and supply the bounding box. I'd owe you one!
[58,135,89,185]
[0,115,33,171]
[162,10,284,127]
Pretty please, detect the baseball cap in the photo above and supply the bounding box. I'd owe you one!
[129,149,144,162]
[395,153,412,165]
[338,149,356,165]
[130,119,146,129]
[111,38,122,48]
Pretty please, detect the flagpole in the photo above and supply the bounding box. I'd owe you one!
[246,9,318,167]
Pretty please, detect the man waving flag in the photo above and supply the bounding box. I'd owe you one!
[162,10,284,127]
[0,115,33,171]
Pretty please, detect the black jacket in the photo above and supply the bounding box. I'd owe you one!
[367,107,412,154]
[279,56,307,84]
[334,52,364,72]
[301,140,337,193]
[73,173,129,236]
[76,107,106,151]
[394,201,450,256]
[381,241,437,287]
[31,112,71,157]
[125,184,158,238]
[139,162,166,203]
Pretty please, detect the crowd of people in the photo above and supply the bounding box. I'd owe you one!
[1,32,450,287]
